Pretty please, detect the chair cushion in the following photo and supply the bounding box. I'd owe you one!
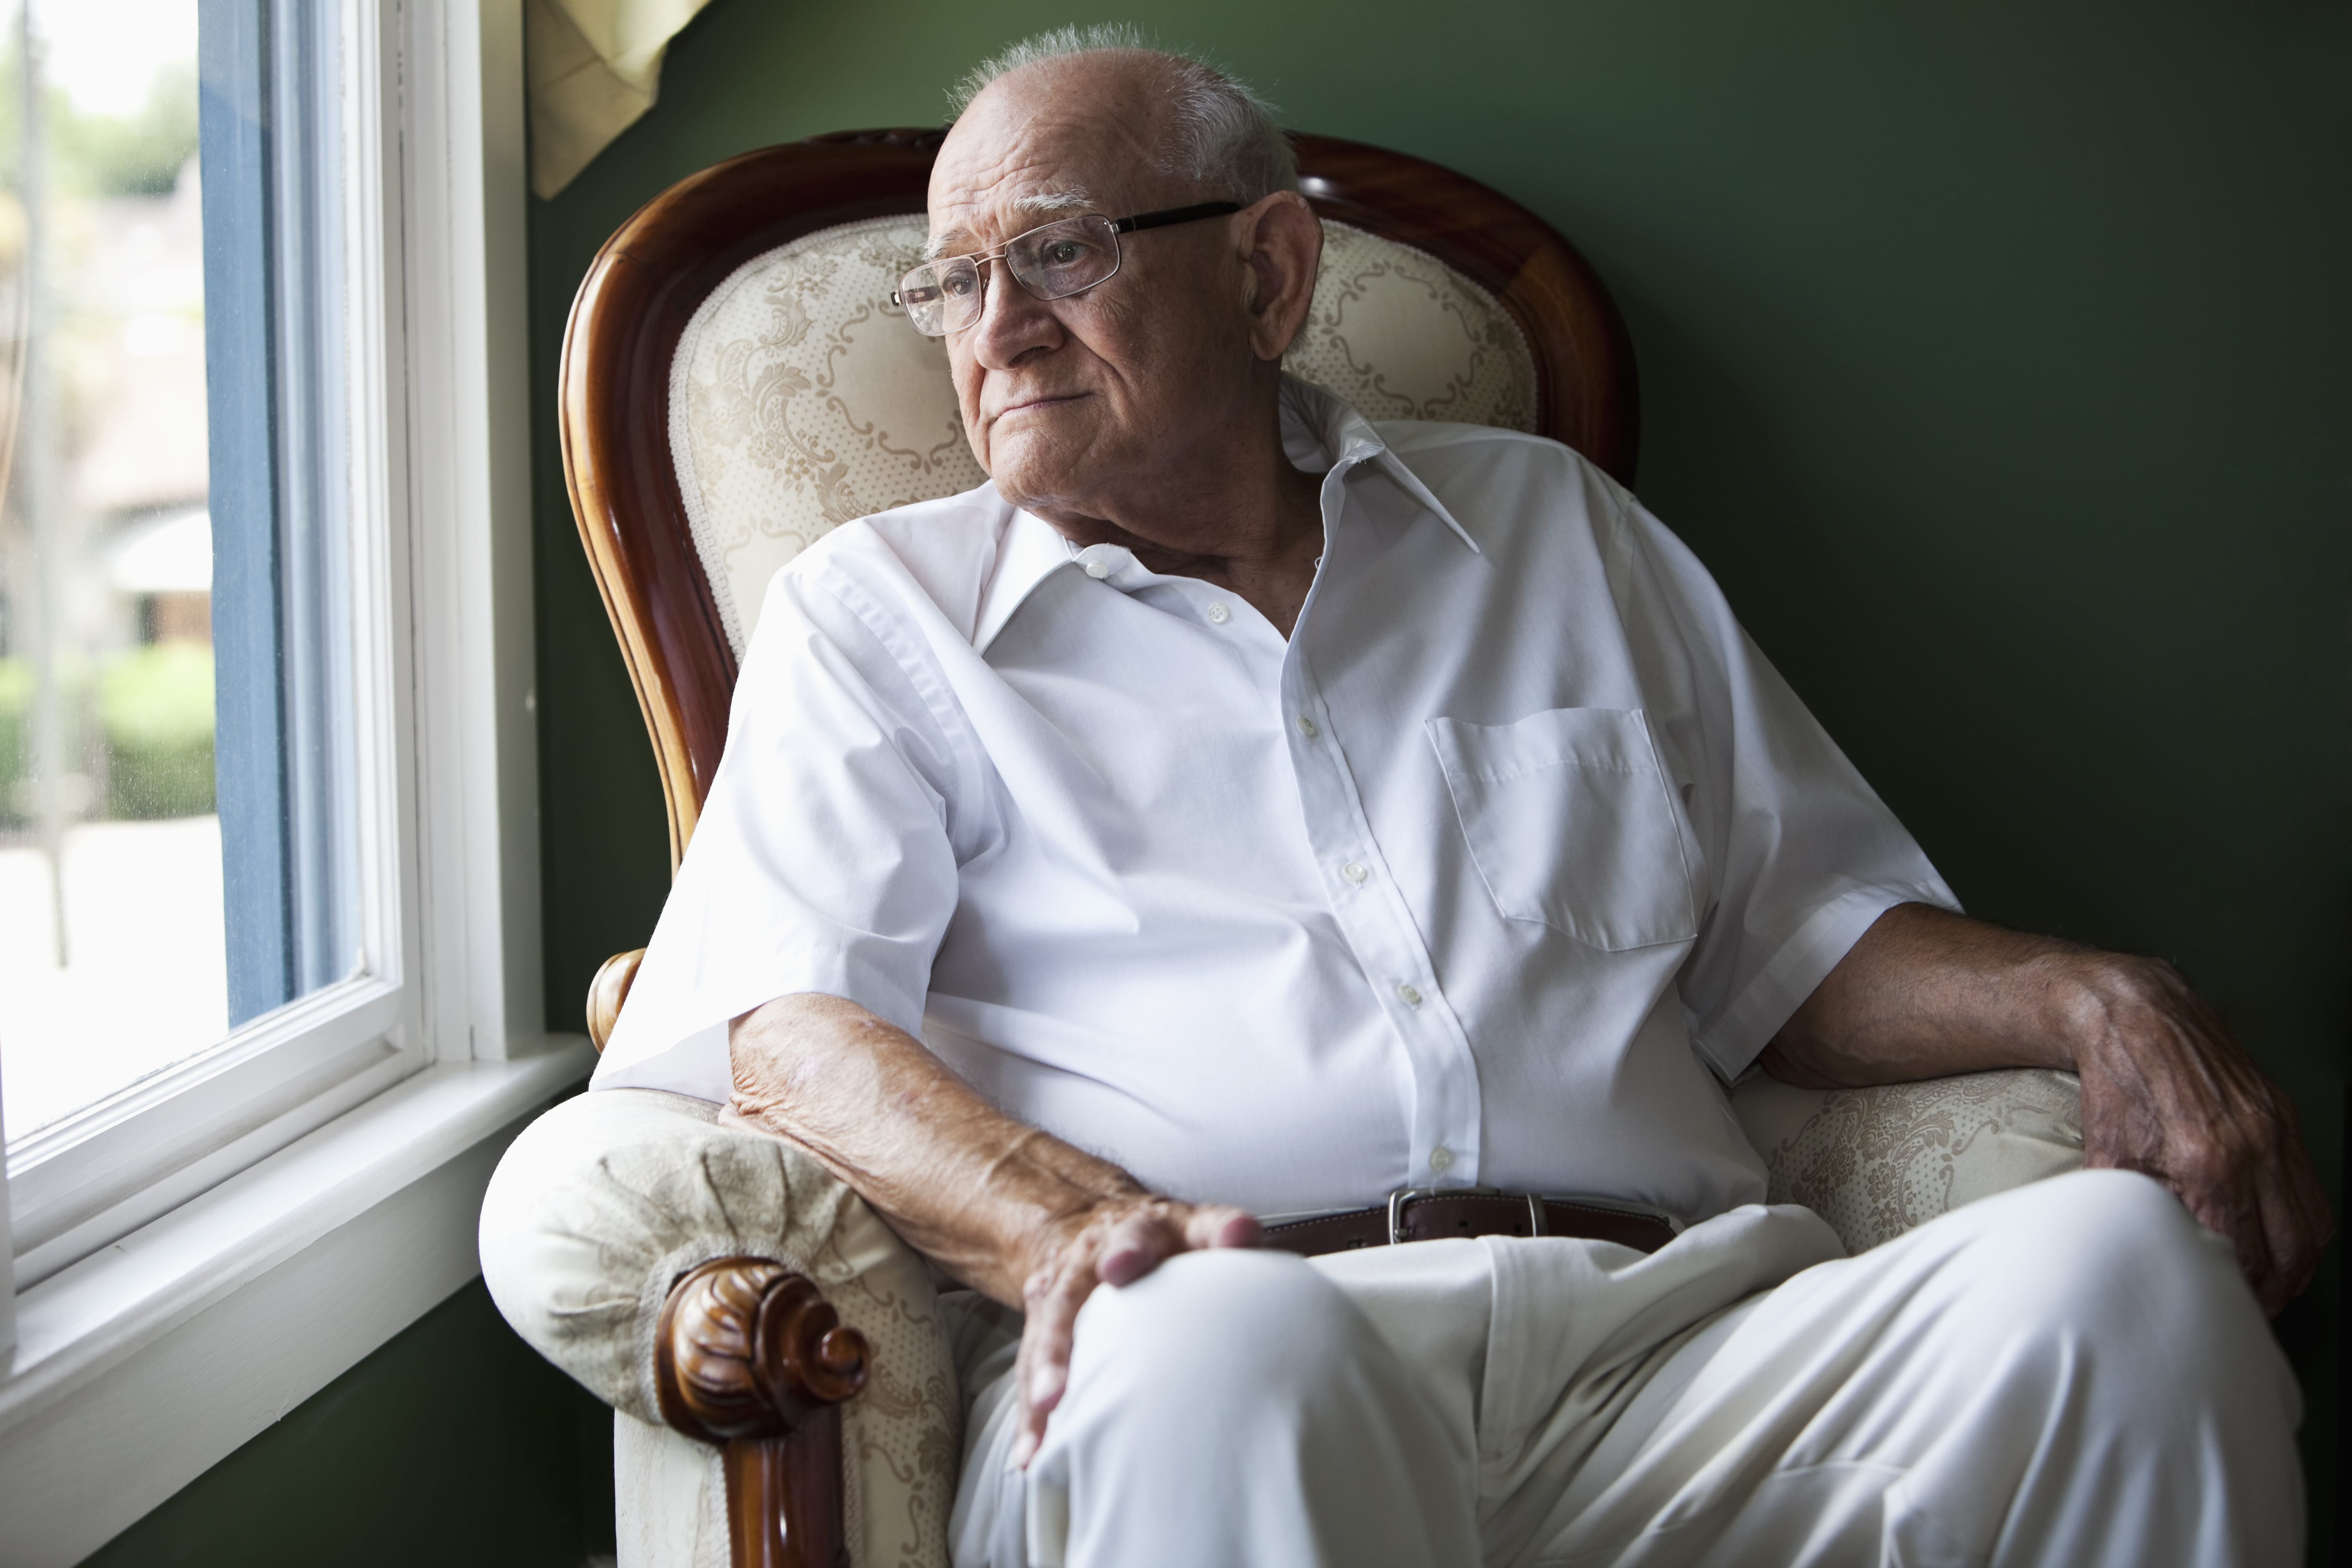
[669,216,1539,656]
[670,217,983,658]
[1729,1068,2085,1255]
[1282,217,1535,434]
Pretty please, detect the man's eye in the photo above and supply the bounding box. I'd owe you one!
[1047,241,1082,266]
[942,273,977,298]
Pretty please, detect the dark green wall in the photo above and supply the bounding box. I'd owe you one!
[522,0,2346,1556]
[81,1281,613,1566]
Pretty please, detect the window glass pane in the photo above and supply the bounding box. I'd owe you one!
[0,0,355,1147]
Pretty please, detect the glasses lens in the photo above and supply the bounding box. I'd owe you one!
[1007,217,1120,302]
[897,258,981,336]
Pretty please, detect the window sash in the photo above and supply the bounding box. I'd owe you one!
[209,0,363,1023]
[4,0,430,1292]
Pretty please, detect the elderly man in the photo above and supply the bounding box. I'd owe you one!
[593,27,2328,1568]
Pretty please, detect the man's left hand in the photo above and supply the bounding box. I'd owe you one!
[1765,903,2333,1315]
[2063,953,2331,1314]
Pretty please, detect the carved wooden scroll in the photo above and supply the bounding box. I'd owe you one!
[656,1257,873,1568]
[587,946,647,1050]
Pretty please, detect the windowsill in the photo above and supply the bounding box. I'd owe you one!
[0,1038,595,1567]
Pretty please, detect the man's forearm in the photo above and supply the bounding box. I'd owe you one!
[728,992,1146,1304]
[1764,900,2329,1313]
[1761,902,2099,1087]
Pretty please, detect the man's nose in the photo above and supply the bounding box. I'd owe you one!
[969,262,1062,369]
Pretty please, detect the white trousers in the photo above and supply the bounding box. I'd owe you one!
[945,1171,2303,1567]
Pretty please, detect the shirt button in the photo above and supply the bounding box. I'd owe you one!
[1428,1145,1455,1173]
[1206,603,1230,625]
[1296,715,1319,739]
[1083,559,1113,580]
[1341,861,1368,884]
[1396,983,1422,1007]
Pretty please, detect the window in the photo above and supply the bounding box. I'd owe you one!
[0,3,224,1145]
[0,0,412,1292]
[0,5,563,1548]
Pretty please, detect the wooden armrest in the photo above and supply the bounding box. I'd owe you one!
[657,1257,871,1568]
[587,947,647,1051]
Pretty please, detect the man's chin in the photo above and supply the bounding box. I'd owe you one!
[988,435,1109,514]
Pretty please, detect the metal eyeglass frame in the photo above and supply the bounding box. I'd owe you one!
[892,201,1241,337]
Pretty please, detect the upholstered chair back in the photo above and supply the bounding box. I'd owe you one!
[670,217,1542,658]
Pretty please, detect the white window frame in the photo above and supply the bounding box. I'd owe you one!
[0,5,587,1560]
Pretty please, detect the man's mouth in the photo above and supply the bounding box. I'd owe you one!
[993,392,1088,420]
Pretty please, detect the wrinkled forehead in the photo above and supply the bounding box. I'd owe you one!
[924,73,1182,259]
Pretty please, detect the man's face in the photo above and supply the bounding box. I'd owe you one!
[926,59,1264,523]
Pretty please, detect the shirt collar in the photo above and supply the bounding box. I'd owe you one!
[1277,375,1478,555]
[971,375,1475,654]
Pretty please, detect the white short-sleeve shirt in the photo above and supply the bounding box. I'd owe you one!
[594,377,1956,1225]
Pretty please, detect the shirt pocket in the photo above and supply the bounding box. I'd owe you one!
[1427,706,1698,952]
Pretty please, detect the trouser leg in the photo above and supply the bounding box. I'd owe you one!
[950,1248,1480,1568]
[948,1170,2300,1567]
[1518,1170,2303,1567]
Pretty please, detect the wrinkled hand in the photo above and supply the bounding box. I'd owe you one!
[2068,955,2332,1314]
[1010,1197,1261,1468]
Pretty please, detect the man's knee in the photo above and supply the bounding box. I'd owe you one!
[1944,1169,2284,1406]
[1063,1248,1379,1423]
[1968,1170,2242,1320]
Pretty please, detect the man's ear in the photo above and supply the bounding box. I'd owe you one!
[1237,191,1323,362]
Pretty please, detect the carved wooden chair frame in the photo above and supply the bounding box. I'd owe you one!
[559,127,1637,1568]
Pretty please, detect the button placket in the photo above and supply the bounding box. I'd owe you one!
[1279,488,1483,1187]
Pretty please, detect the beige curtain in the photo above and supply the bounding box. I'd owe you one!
[526,0,720,198]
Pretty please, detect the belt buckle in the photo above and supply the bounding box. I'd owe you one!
[1385,1185,1547,1244]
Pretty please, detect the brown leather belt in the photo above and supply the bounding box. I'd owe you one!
[1262,1189,1679,1258]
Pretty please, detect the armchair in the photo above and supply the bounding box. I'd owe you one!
[479,129,2084,1568]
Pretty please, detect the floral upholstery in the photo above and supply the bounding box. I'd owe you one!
[1280,218,1535,435]
[669,218,982,658]
[1729,1068,2085,1255]
[667,216,1538,657]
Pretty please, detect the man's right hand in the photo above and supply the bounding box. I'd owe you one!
[727,993,1266,1468]
[1010,1197,1263,1468]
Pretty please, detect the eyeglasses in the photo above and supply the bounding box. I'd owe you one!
[893,201,1241,337]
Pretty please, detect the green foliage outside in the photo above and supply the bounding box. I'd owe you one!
[97,642,214,819]
[0,654,26,820]
[0,653,89,827]
[0,647,215,825]
[56,61,199,197]
[0,51,199,199]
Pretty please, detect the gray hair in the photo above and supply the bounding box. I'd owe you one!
[946,25,1300,206]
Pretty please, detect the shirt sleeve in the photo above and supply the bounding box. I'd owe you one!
[1612,493,1961,1084]
[589,558,972,1101]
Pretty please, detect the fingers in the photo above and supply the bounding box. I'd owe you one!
[1010,1241,1097,1469]
[2075,971,2334,1317]
[1096,1207,1185,1287]
[2169,1164,2277,1306]
[1005,1199,1266,1469]
[1096,1202,1261,1285]
[1184,1203,1265,1251]
[2245,1097,2334,1315]
[2173,1082,2332,1316]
